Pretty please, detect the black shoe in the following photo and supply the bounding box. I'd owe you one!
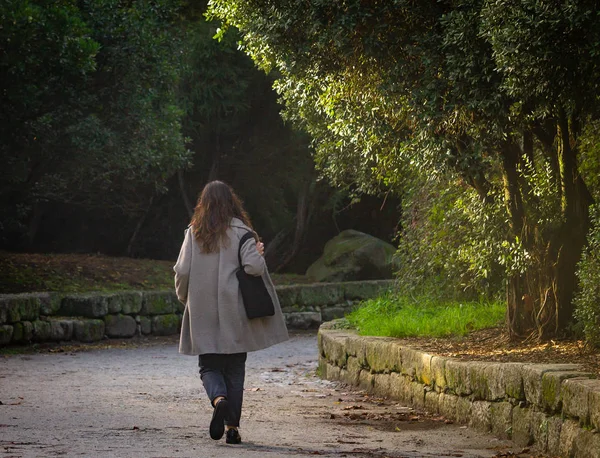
[209,399,229,440]
[225,428,242,444]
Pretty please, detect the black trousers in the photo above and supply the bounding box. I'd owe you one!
[198,352,247,427]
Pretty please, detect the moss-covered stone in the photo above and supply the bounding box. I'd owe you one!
[32,320,52,342]
[455,396,472,424]
[358,368,374,391]
[0,294,41,323]
[321,306,350,322]
[445,360,472,396]
[151,313,180,336]
[39,293,62,316]
[137,315,152,335]
[365,338,402,373]
[540,371,592,414]
[530,410,551,453]
[342,280,393,301]
[438,393,458,420]
[512,405,533,447]
[104,314,137,338]
[276,285,300,307]
[589,382,600,431]
[47,318,75,341]
[486,362,525,401]
[570,426,600,458]
[545,415,563,456]
[469,401,492,432]
[284,312,321,329]
[141,292,176,316]
[400,347,433,385]
[430,356,447,392]
[558,419,580,458]
[468,362,491,400]
[320,331,349,367]
[0,325,13,345]
[11,321,33,343]
[490,402,513,439]
[562,377,599,424]
[522,364,582,407]
[424,390,440,414]
[297,284,344,307]
[60,294,108,318]
[73,319,105,342]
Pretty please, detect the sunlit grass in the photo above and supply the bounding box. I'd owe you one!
[346,294,505,338]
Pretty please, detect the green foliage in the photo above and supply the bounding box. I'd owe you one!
[209,0,600,335]
[0,0,190,242]
[574,205,600,348]
[346,293,505,338]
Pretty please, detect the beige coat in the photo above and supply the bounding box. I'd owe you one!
[174,218,289,355]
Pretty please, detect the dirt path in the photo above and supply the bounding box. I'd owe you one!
[0,332,542,458]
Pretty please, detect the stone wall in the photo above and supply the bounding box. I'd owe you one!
[318,326,600,458]
[0,280,392,347]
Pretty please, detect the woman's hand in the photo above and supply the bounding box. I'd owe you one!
[256,241,265,256]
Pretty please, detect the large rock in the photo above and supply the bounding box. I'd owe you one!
[306,230,397,282]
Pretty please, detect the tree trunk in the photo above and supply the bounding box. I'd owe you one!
[126,196,155,257]
[178,170,194,218]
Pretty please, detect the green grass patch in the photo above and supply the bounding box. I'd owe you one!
[346,294,505,338]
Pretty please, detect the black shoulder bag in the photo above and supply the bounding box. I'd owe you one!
[236,232,275,319]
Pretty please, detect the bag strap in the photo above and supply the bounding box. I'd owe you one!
[238,231,256,267]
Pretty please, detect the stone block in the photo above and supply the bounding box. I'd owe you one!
[490,402,513,439]
[285,312,321,329]
[558,419,580,458]
[530,410,550,452]
[298,284,343,307]
[322,361,341,381]
[562,378,600,424]
[522,364,582,407]
[455,396,472,424]
[365,338,402,373]
[151,314,180,336]
[104,314,137,338]
[11,321,33,343]
[469,401,492,432]
[342,281,390,301]
[138,316,152,335]
[358,369,374,391]
[276,285,300,307]
[321,306,349,322]
[541,371,593,414]
[424,390,440,414]
[430,356,447,392]
[47,319,74,341]
[590,381,600,431]
[73,319,105,342]
[372,373,392,396]
[61,294,108,318]
[401,347,433,385]
[115,292,143,315]
[486,362,525,401]
[345,336,367,365]
[545,415,563,456]
[345,356,361,385]
[32,320,52,342]
[0,325,13,345]
[0,294,41,323]
[410,382,426,409]
[445,360,472,396]
[512,405,533,447]
[438,393,458,421]
[468,362,492,400]
[320,331,349,367]
[571,427,600,458]
[141,292,176,316]
[39,293,62,316]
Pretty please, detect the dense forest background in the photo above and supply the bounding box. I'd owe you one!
[0,0,400,273]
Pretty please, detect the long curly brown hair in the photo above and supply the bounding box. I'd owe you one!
[190,181,252,253]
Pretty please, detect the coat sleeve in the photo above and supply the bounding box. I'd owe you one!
[240,236,266,276]
[173,228,193,303]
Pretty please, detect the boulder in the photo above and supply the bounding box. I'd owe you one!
[306,230,397,282]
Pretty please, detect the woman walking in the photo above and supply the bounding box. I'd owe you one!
[174,181,289,444]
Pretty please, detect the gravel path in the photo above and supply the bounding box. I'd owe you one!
[0,332,540,457]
